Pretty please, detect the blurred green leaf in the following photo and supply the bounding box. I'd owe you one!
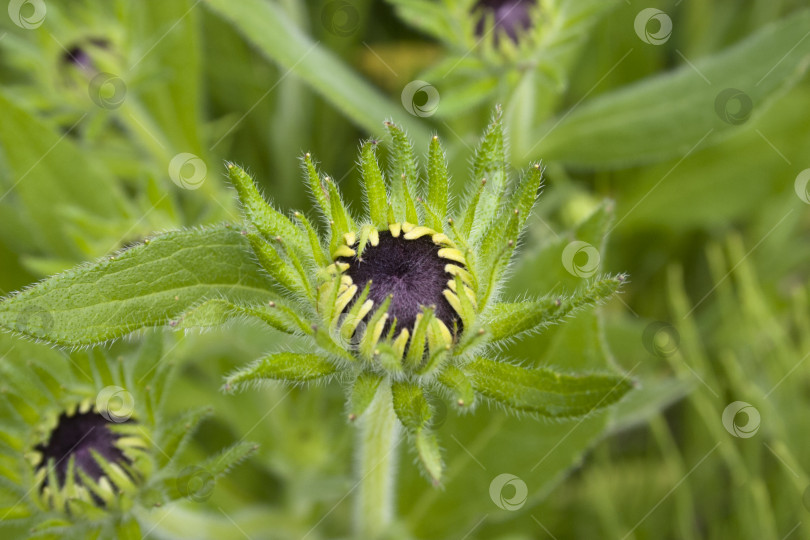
[0,91,132,259]
[204,0,432,141]
[537,9,810,167]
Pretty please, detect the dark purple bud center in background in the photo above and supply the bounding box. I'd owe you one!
[474,0,537,42]
[340,232,460,334]
[61,38,109,71]
[35,411,130,488]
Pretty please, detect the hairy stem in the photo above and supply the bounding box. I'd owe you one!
[355,380,400,539]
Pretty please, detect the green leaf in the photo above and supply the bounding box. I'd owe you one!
[158,407,213,468]
[426,135,449,231]
[0,226,275,346]
[386,0,457,44]
[465,357,633,417]
[202,440,259,477]
[115,516,142,540]
[175,298,294,334]
[0,91,132,259]
[223,352,338,391]
[486,275,625,343]
[360,141,389,228]
[204,0,431,141]
[349,371,384,421]
[536,9,810,167]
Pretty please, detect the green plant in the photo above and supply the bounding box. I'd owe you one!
[0,110,632,537]
[0,333,255,539]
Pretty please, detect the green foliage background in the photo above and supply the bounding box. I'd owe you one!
[1,0,809,538]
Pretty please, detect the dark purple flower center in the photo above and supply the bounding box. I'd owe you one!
[35,411,130,488]
[474,0,537,41]
[340,231,460,334]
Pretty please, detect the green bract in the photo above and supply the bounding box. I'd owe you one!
[0,110,632,485]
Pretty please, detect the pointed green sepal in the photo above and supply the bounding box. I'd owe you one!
[223,352,338,392]
[384,121,419,224]
[404,307,434,370]
[465,357,634,418]
[247,232,301,293]
[467,107,506,244]
[415,429,443,486]
[227,163,306,252]
[302,153,331,221]
[426,135,449,231]
[293,211,329,267]
[485,275,625,343]
[391,381,432,431]
[360,141,389,228]
[348,371,384,421]
[327,178,355,254]
[437,364,475,409]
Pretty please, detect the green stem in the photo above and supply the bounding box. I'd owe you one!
[355,380,400,540]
